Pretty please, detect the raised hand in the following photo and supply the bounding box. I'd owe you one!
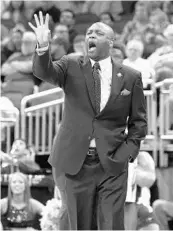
[28,11,50,47]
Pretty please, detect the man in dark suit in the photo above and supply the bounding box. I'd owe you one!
[29,12,147,230]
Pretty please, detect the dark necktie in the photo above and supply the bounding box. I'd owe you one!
[92,62,101,114]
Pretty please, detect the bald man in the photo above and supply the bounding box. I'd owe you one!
[29,13,147,230]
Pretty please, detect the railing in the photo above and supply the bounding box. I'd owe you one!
[158,79,173,167]
[140,79,158,164]
[20,88,64,155]
[3,78,173,167]
[0,108,20,153]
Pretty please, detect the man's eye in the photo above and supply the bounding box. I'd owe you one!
[97,32,104,36]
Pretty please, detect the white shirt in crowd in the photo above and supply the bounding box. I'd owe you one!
[123,57,155,88]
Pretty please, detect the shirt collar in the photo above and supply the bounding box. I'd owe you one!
[90,56,111,71]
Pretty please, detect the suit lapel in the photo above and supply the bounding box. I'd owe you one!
[97,60,124,117]
[111,61,124,101]
[79,56,96,112]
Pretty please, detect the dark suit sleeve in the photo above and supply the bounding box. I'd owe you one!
[33,49,68,88]
[116,73,147,161]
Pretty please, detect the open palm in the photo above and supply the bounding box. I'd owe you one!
[28,11,50,46]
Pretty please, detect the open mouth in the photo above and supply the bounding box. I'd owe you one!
[88,41,97,51]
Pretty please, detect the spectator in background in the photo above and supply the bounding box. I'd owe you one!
[71,34,86,56]
[1,26,24,65]
[1,31,37,80]
[120,1,150,45]
[82,1,123,21]
[153,199,173,230]
[50,36,69,61]
[0,96,19,152]
[163,1,173,23]
[123,40,155,88]
[99,11,115,29]
[148,24,173,72]
[150,11,169,38]
[110,41,126,63]
[1,0,29,30]
[59,9,78,45]
[53,23,69,43]
[32,1,61,31]
[0,172,44,230]
[1,24,9,43]
[1,138,41,174]
[146,1,163,18]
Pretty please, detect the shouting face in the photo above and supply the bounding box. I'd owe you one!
[85,22,114,61]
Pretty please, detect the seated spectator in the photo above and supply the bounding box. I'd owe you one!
[70,34,86,56]
[0,172,44,230]
[50,36,69,61]
[1,24,9,43]
[0,96,19,152]
[32,1,61,31]
[146,1,163,17]
[53,23,69,42]
[2,31,36,78]
[110,41,126,63]
[53,23,74,54]
[120,1,151,45]
[59,9,78,45]
[153,199,173,230]
[1,139,42,174]
[82,1,123,21]
[149,10,170,40]
[1,26,24,65]
[123,40,155,88]
[148,24,173,71]
[163,0,173,23]
[1,0,29,30]
[99,11,115,29]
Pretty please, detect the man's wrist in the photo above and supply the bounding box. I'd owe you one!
[36,43,49,55]
[38,42,49,48]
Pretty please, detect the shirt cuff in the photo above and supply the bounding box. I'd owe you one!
[36,43,49,56]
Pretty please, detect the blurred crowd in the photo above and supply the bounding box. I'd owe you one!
[1,0,173,230]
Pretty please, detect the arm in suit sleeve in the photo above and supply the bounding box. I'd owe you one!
[33,48,68,88]
[117,74,147,161]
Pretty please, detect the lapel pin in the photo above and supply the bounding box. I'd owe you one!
[117,73,123,78]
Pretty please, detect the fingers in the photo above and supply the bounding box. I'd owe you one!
[34,14,40,27]
[39,11,44,25]
[45,14,49,28]
[28,22,36,31]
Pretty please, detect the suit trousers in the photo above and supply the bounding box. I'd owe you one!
[53,154,128,230]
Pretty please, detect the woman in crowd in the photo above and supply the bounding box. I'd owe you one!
[0,172,44,230]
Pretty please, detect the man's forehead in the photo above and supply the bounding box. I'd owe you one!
[88,23,105,31]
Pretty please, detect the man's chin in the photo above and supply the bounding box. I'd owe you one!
[87,50,98,60]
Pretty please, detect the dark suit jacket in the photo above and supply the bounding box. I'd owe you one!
[33,50,147,177]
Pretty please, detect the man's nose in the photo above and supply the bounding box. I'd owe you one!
[89,33,96,38]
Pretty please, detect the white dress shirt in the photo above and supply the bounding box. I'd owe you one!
[89,56,112,147]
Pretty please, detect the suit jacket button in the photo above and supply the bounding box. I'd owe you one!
[88,136,91,140]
